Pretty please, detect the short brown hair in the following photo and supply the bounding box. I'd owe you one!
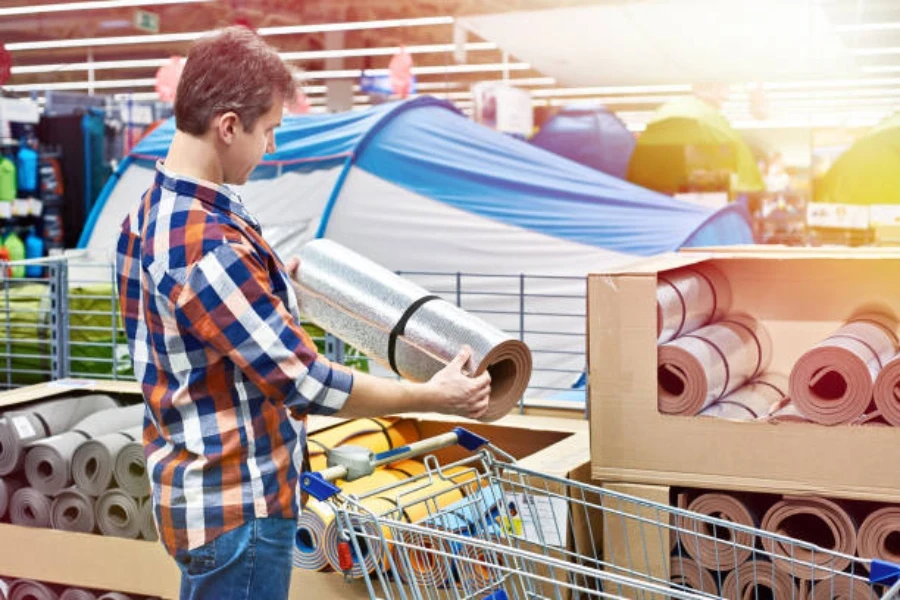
[174,26,295,136]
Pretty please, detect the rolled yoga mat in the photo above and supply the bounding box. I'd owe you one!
[658,315,772,416]
[95,594,132,600]
[858,506,900,563]
[308,418,420,472]
[296,239,532,423]
[699,373,788,421]
[657,263,732,344]
[808,577,879,600]
[0,476,25,521]
[789,318,898,425]
[0,578,8,600]
[51,487,95,533]
[872,352,900,426]
[294,498,335,571]
[24,404,144,496]
[8,580,58,600]
[111,433,149,499]
[0,394,119,475]
[669,556,718,596]
[95,489,141,539]
[59,590,97,600]
[139,497,157,541]
[676,493,759,571]
[9,487,51,528]
[761,496,857,580]
[720,558,800,600]
[767,401,813,424]
[71,426,143,496]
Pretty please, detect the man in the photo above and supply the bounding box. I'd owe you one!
[116,27,491,600]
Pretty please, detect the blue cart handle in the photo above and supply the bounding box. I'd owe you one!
[301,427,489,501]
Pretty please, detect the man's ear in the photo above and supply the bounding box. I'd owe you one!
[216,111,240,145]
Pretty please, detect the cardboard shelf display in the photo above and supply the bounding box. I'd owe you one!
[0,380,590,600]
[589,248,900,502]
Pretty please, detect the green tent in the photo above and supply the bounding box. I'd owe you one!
[817,114,900,205]
[627,96,764,195]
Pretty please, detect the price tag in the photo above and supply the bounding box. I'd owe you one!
[12,199,29,217]
[0,202,12,219]
[11,415,36,439]
[869,204,900,227]
[28,198,43,216]
[806,203,869,230]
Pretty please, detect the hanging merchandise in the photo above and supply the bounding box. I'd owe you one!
[16,143,38,196]
[24,227,44,278]
[3,229,25,278]
[0,155,16,202]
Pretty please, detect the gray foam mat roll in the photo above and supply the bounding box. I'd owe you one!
[296,239,532,422]
[24,405,144,496]
[59,590,97,600]
[51,487,96,533]
[9,486,52,528]
[72,426,142,496]
[139,497,157,542]
[0,476,25,521]
[0,395,118,475]
[96,594,132,600]
[95,489,141,539]
[113,440,148,499]
[9,579,59,600]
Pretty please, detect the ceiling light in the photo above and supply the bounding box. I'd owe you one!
[12,58,168,75]
[3,78,156,91]
[304,62,531,80]
[835,22,900,33]
[0,0,210,17]
[849,47,900,57]
[863,66,900,74]
[6,16,455,52]
[280,42,496,61]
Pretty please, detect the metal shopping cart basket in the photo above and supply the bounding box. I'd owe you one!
[301,428,900,600]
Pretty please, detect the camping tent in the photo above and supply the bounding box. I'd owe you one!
[817,113,900,205]
[79,96,752,403]
[531,105,635,178]
[628,96,764,194]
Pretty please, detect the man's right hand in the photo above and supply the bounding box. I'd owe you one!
[423,346,492,420]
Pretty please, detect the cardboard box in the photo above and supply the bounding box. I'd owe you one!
[589,249,900,502]
[0,380,591,599]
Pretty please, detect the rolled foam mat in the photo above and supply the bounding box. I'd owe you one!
[789,318,898,425]
[24,404,144,496]
[699,373,788,421]
[9,486,51,528]
[0,395,119,475]
[658,315,772,415]
[139,497,157,541]
[761,496,856,580]
[51,487,96,533]
[59,590,97,600]
[808,578,879,600]
[95,594,132,600]
[71,426,143,496]
[0,476,25,520]
[720,558,800,600]
[872,352,900,426]
[112,435,149,499]
[670,556,719,596]
[0,578,8,600]
[676,493,759,571]
[294,498,334,571]
[858,506,900,563]
[9,580,58,600]
[657,263,732,344]
[296,239,532,422]
[767,401,813,424]
[95,489,141,539]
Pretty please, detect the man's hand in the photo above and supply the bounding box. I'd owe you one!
[423,346,492,420]
[284,256,304,310]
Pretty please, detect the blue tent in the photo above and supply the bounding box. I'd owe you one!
[80,96,752,400]
[532,105,636,179]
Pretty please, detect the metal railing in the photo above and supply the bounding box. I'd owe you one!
[0,257,588,413]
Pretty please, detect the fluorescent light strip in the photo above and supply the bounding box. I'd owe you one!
[6,16,455,51]
[863,66,900,74]
[304,62,531,79]
[4,78,156,91]
[280,42,496,61]
[836,22,900,33]
[10,42,497,75]
[850,47,900,57]
[0,0,209,17]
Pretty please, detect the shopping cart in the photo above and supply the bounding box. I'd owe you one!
[301,428,900,600]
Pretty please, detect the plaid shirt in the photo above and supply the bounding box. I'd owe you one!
[116,162,353,558]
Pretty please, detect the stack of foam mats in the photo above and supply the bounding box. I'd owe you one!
[3,579,160,600]
[296,239,532,423]
[0,396,153,542]
[66,284,133,380]
[671,488,896,599]
[0,283,52,386]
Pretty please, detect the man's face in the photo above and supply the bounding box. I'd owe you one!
[223,95,283,185]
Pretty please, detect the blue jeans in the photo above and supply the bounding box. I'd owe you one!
[174,517,295,600]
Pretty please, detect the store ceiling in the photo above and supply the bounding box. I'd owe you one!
[4,0,900,128]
